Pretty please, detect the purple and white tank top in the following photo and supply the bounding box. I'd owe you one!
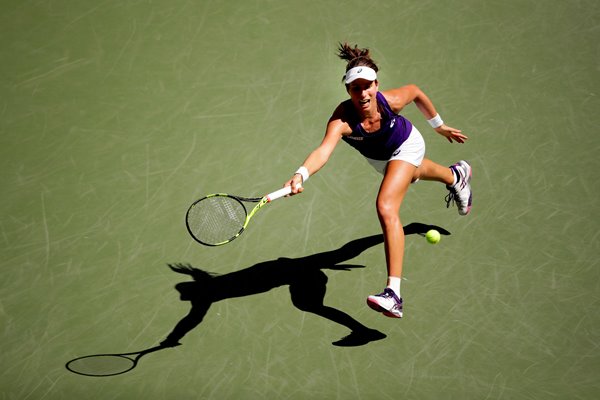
[341,92,413,161]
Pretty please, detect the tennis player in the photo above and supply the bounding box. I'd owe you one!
[285,43,472,318]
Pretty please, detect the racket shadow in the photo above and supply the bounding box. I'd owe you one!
[162,222,448,348]
[65,344,174,377]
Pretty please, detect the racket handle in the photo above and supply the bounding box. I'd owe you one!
[266,184,300,202]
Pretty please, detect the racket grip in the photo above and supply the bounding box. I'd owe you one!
[266,184,300,202]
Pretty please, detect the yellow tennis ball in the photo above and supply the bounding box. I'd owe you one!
[425,229,441,244]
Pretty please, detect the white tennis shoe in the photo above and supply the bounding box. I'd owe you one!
[367,288,403,318]
[446,160,472,216]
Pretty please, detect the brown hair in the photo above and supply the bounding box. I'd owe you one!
[337,42,379,73]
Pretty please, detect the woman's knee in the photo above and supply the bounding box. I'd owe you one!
[376,196,400,223]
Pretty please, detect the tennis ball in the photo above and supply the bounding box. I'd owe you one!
[425,229,441,244]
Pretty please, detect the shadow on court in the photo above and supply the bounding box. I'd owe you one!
[65,223,449,377]
[162,223,449,348]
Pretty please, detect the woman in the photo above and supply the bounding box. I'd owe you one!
[285,43,472,318]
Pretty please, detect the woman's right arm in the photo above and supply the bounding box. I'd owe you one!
[285,105,349,194]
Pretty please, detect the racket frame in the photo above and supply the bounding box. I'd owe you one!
[186,186,293,246]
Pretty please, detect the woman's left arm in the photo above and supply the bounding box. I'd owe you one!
[383,85,468,143]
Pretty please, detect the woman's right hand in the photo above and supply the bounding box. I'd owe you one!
[284,174,304,195]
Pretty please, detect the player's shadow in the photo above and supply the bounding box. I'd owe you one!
[162,223,449,348]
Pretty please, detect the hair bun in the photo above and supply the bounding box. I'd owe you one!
[337,42,378,72]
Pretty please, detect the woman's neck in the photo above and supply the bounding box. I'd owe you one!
[360,100,380,121]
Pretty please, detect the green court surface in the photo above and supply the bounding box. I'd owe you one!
[1,1,599,399]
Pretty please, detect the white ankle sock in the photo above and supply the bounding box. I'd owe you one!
[387,277,401,297]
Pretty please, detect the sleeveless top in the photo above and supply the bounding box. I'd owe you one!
[341,92,413,161]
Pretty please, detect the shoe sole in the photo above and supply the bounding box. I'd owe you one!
[382,310,402,318]
[459,160,472,216]
[367,298,403,318]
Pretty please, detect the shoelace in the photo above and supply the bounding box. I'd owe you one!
[379,288,400,302]
[445,189,457,209]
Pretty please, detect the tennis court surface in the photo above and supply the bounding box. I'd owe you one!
[1,1,599,399]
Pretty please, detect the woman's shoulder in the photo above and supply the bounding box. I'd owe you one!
[332,99,357,120]
[329,101,355,135]
[380,85,418,113]
[380,87,406,114]
[379,89,402,107]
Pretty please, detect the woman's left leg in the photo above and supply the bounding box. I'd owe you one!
[377,160,415,279]
[367,160,416,318]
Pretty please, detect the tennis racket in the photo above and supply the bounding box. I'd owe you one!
[66,345,167,377]
[186,185,296,246]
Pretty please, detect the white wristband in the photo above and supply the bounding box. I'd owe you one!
[295,166,309,183]
[427,114,444,128]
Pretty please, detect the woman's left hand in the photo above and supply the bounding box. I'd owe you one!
[434,125,468,143]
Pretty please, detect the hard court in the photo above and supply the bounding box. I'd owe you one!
[1,1,599,399]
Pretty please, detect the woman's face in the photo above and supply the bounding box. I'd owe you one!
[347,78,379,113]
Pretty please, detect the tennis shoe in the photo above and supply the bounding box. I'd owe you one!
[446,160,472,216]
[367,288,403,318]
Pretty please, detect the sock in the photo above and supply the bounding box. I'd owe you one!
[387,277,401,297]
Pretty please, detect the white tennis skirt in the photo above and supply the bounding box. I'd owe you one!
[365,125,426,175]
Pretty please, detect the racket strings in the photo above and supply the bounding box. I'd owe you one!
[187,196,247,245]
